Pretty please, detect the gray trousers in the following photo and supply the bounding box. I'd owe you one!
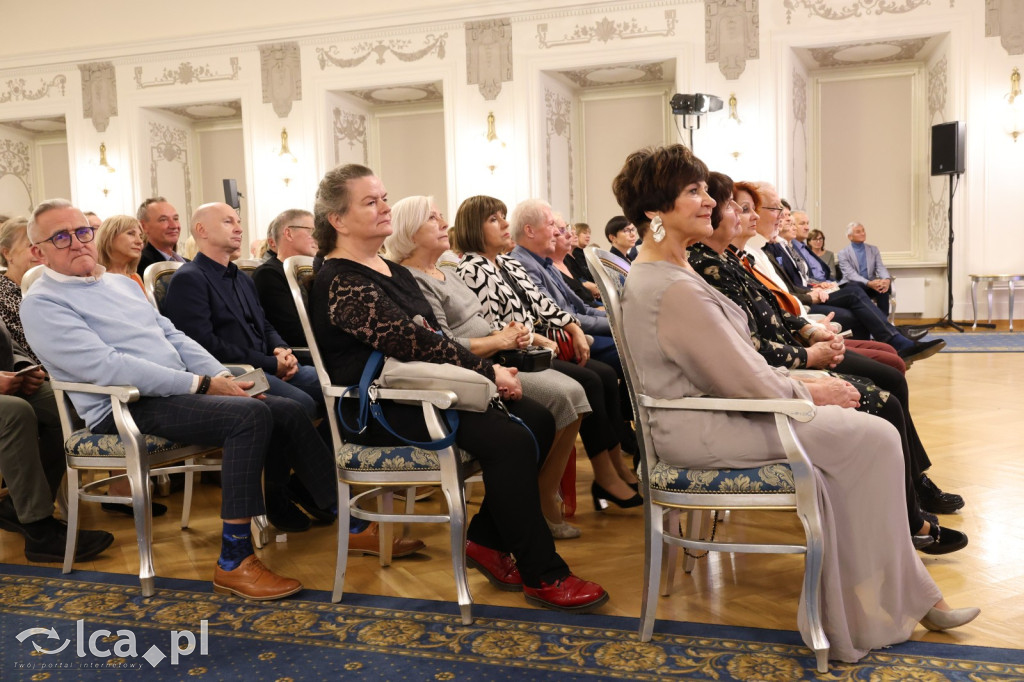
[0,382,65,523]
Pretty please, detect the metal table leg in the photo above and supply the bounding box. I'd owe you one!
[972,278,979,330]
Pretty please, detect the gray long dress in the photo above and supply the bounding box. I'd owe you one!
[622,261,940,663]
[410,268,590,431]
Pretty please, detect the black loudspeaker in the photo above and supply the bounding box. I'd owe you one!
[931,121,965,176]
[222,178,240,209]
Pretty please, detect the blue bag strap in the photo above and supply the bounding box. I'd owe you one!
[368,403,460,451]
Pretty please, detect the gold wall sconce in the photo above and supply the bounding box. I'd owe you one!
[97,142,116,197]
[1005,68,1022,143]
[484,112,505,174]
[277,128,298,185]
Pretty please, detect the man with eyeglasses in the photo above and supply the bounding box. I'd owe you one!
[23,198,336,601]
[253,209,317,351]
[136,197,187,276]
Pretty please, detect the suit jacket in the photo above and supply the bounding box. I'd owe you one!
[509,245,609,335]
[836,243,890,286]
[252,256,307,347]
[137,243,187,277]
[763,242,806,288]
[163,252,287,374]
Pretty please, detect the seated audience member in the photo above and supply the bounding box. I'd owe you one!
[837,222,892,315]
[136,197,187,275]
[452,196,639,508]
[253,209,318,351]
[690,171,967,552]
[387,195,592,538]
[0,217,42,364]
[84,211,102,229]
[96,215,146,291]
[0,319,114,563]
[791,211,839,284]
[162,202,322,420]
[310,164,608,612]
[611,144,979,664]
[567,222,593,282]
[551,213,600,307]
[807,227,839,280]
[604,216,638,262]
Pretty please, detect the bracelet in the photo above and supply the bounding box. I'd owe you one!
[197,375,212,395]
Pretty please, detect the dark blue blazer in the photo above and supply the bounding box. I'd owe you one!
[763,242,805,288]
[163,252,287,375]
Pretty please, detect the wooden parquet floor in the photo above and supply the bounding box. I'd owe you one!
[2,349,1021,651]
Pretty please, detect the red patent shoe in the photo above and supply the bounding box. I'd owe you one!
[523,575,609,612]
[465,540,522,591]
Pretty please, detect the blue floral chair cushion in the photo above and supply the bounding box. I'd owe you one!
[649,461,795,494]
[337,444,474,472]
[65,429,189,458]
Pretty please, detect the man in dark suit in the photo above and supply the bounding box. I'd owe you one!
[136,197,187,276]
[253,208,317,351]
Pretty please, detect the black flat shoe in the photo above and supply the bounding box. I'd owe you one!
[898,339,946,364]
[101,501,168,517]
[288,476,336,525]
[918,522,969,555]
[917,474,965,514]
[591,482,642,511]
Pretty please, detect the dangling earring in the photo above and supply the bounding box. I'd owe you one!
[651,215,666,243]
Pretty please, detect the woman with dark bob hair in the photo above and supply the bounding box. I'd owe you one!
[451,195,642,510]
[309,164,607,612]
[611,144,977,663]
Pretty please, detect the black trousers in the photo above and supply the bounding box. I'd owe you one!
[341,396,568,587]
[551,358,621,456]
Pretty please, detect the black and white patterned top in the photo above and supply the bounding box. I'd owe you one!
[0,275,39,364]
[456,252,578,332]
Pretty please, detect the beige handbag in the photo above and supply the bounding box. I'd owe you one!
[377,358,497,412]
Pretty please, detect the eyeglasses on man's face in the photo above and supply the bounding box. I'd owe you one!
[33,226,96,250]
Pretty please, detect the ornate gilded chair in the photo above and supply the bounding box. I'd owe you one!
[284,256,481,624]
[584,248,830,672]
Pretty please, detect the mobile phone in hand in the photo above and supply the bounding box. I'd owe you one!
[15,364,43,376]
[233,368,271,396]
[838,330,853,338]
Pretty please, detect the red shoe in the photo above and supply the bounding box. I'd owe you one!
[465,540,522,591]
[523,575,609,613]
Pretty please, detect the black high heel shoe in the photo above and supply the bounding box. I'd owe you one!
[591,482,643,511]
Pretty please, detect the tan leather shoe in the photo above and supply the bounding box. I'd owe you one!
[213,555,302,601]
[349,522,425,558]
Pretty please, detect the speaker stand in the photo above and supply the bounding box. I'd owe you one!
[926,173,967,332]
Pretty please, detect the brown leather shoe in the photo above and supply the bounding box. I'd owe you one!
[213,555,302,601]
[349,522,425,558]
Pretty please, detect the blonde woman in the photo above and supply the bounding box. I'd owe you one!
[96,215,145,291]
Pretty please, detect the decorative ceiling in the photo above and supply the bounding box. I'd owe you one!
[551,60,675,89]
[794,35,943,70]
[0,115,66,134]
[159,100,242,121]
[345,82,443,107]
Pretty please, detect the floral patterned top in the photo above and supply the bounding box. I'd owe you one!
[456,252,578,332]
[310,256,494,387]
[0,275,39,364]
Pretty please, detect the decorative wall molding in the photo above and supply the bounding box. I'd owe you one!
[260,42,302,118]
[927,56,947,118]
[466,18,512,101]
[332,108,368,165]
[808,38,928,68]
[316,34,448,70]
[783,0,931,23]
[79,62,117,133]
[0,138,32,208]
[927,55,948,252]
[705,0,758,81]
[557,61,665,88]
[134,58,241,89]
[792,69,808,210]
[927,196,947,250]
[544,88,573,213]
[148,121,192,217]
[0,75,67,104]
[793,70,807,125]
[537,10,677,48]
[985,0,1024,55]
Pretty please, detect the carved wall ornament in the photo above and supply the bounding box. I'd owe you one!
[0,138,32,208]
[333,108,368,165]
[260,42,302,118]
[928,56,947,118]
[927,196,948,250]
[783,0,931,23]
[134,58,241,89]
[705,0,759,80]
[78,62,118,133]
[316,34,448,70]
[466,18,513,101]
[544,88,574,213]
[148,121,192,217]
[0,75,67,104]
[793,69,807,124]
[537,10,677,49]
[808,38,929,67]
[557,62,665,88]
[986,0,1024,55]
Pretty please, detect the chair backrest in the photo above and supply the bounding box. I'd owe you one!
[584,248,655,478]
[234,258,263,277]
[20,264,45,295]
[143,261,183,311]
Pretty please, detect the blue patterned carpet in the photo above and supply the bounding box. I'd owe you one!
[932,331,1024,352]
[1,563,1022,681]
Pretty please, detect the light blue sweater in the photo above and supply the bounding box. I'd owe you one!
[22,268,227,429]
